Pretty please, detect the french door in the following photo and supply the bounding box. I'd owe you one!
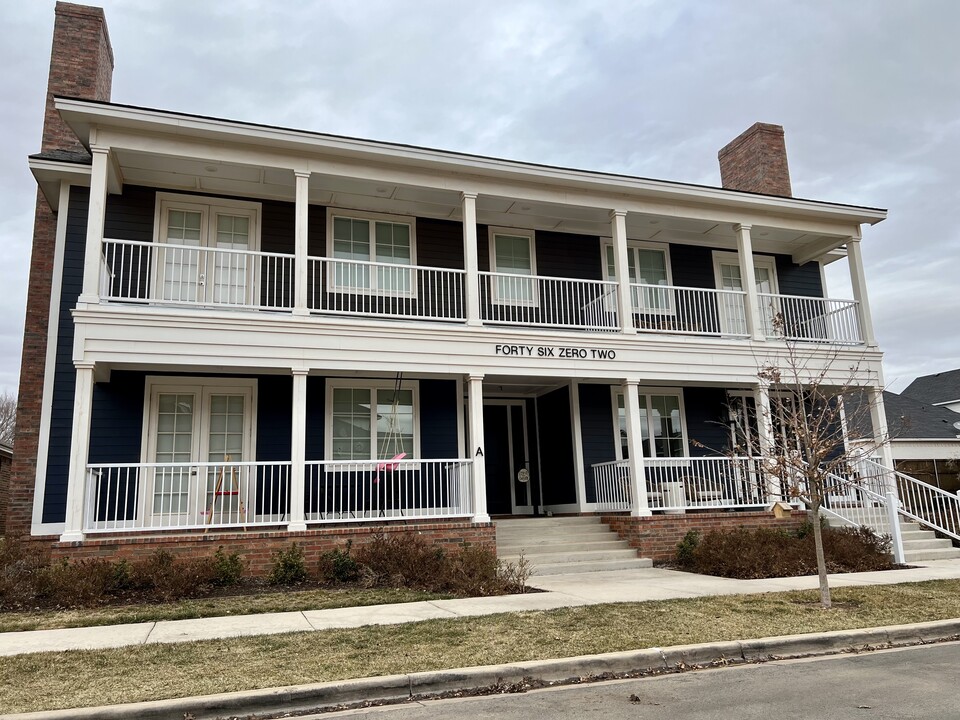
[145,383,254,527]
[714,253,779,336]
[155,198,259,306]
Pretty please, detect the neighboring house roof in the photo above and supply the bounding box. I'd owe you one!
[901,368,960,407]
[845,391,960,441]
[28,149,92,164]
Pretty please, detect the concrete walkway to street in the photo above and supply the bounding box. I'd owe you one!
[3,559,960,658]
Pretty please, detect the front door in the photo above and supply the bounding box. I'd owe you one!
[482,401,533,515]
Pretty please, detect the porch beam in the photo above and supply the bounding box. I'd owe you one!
[846,238,877,347]
[461,192,481,326]
[622,379,651,516]
[287,369,309,531]
[734,223,764,341]
[611,210,635,334]
[61,362,96,542]
[467,374,490,522]
[79,145,109,304]
[293,171,311,316]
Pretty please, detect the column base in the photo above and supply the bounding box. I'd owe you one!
[286,521,308,532]
[472,513,491,524]
[629,508,653,518]
[59,531,85,543]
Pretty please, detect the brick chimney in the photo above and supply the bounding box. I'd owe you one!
[7,3,114,539]
[718,122,792,197]
[41,2,114,154]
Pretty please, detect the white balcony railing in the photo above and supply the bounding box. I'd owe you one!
[308,257,466,321]
[304,458,473,522]
[629,284,749,338]
[758,293,863,345]
[592,456,778,512]
[101,239,295,310]
[84,461,292,533]
[479,272,620,330]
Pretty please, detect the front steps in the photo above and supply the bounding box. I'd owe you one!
[825,517,960,563]
[496,516,652,576]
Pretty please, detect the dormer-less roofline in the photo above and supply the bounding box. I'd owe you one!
[52,97,887,228]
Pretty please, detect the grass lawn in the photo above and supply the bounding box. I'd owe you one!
[3,579,959,714]
[0,586,450,633]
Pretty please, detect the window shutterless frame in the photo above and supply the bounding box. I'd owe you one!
[487,227,538,307]
[325,208,418,299]
[324,378,422,462]
[610,386,690,460]
[712,250,780,337]
[600,239,674,315]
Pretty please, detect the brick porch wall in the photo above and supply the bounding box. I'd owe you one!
[601,510,808,561]
[50,520,495,577]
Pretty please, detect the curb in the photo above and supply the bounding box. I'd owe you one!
[5,619,960,720]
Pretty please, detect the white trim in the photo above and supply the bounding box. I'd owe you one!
[325,207,418,298]
[324,378,422,461]
[481,398,534,514]
[32,183,72,535]
[487,226,538,307]
[569,379,587,510]
[611,385,691,460]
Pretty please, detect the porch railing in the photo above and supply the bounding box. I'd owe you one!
[629,284,749,338]
[304,458,473,522]
[307,257,466,321]
[101,238,295,310]
[758,293,863,345]
[83,461,292,533]
[592,456,776,512]
[479,272,620,331]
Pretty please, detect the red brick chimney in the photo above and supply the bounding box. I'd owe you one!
[718,123,792,197]
[7,3,114,539]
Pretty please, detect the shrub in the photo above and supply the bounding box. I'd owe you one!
[676,530,700,567]
[129,550,217,601]
[318,542,359,583]
[270,543,308,585]
[38,558,131,608]
[211,546,244,586]
[0,539,51,610]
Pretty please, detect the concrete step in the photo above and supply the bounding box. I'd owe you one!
[524,557,653,576]
[500,548,641,565]
[495,517,602,528]
[903,547,960,562]
[902,538,955,551]
[497,539,632,554]
[900,530,938,541]
[496,528,619,544]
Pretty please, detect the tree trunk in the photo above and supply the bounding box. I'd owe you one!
[809,508,832,608]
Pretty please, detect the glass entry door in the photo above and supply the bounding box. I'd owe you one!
[714,253,779,336]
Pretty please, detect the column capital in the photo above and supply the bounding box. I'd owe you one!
[733,223,752,233]
[74,361,95,371]
[620,377,640,388]
[291,368,310,377]
[467,373,485,383]
[294,170,312,179]
[609,209,628,219]
[460,191,479,201]
[89,144,110,156]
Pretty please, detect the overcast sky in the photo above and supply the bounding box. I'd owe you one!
[1,0,958,396]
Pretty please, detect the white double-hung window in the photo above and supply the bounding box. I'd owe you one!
[489,228,537,305]
[327,380,420,461]
[154,194,261,307]
[613,388,688,459]
[327,210,416,296]
[602,241,673,312]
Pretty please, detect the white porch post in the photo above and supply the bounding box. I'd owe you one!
[287,369,309,531]
[611,210,636,334]
[569,379,587,510]
[78,146,109,304]
[622,379,651,516]
[868,385,896,484]
[467,374,490,522]
[734,223,764,341]
[753,384,779,500]
[61,362,96,542]
[461,192,482,326]
[293,171,311,316]
[846,238,877,347]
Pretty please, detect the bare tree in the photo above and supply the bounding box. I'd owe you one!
[0,390,16,447]
[747,318,892,609]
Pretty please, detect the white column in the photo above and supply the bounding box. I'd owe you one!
[78,147,110,304]
[735,223,764,341]
[569,380,587,510]
[461,192,482,326]
[611,210,636,334]
[753,384,779,500]
[868,386,896,482]
[467,374,490,522]
[61,362,96,542]
[287,369,309,531]
[622,379,651,516]
[293,171,311,316]
[846,238,877,347]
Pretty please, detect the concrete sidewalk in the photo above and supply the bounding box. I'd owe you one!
[3,559,960,657]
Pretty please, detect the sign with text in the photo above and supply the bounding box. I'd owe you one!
[494,344,617,360]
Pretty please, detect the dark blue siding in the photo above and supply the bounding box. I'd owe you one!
[578,384,617,503]
[683,387,733,456]
[418,218,465,270]
[536,387,576,505]
[420,379,459,459]
[256,375,293,461]
[305,377,325,461]
[44,187,88,523]
[774,255,823,297]
[669,244,716,288]
[89,371,146,464]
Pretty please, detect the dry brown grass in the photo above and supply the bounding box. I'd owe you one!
[0,586,447,633]
[2,580,959,714]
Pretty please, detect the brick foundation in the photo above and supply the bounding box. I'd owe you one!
[50,520,495,577]
[601,510,808,562]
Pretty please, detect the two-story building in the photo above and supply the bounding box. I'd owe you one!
[11,3,913,572]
